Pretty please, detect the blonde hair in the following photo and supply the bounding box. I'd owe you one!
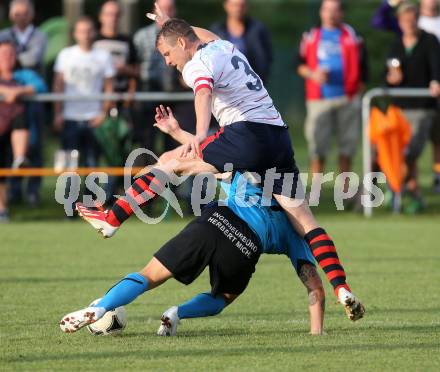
[396,1,419,16]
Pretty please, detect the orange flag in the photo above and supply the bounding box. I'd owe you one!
[369,105,412,193]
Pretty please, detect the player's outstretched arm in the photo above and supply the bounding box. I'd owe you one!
[194,88,212,141]
[176,88,213,158]
[298,263,325,335]
[146,2,220,43]
[191,27,220,43]
[154,105,195,145]
[169,87,213,159]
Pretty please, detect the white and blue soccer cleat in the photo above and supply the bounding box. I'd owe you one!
[157,306,180,336]
[76,202,119,239]
[338,288,365,321]
[59,306,106,333]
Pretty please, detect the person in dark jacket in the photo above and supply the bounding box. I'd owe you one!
[210,0,273,83]
[372,0,440,193]
[386,2,440,212]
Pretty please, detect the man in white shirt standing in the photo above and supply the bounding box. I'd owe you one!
[53,16,115,168]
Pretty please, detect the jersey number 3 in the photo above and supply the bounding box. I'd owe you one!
[231,56,262,91]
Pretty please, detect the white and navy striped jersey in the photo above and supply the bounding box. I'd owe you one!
[182,40,285,128]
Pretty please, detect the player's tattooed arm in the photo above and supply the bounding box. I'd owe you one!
[298,263,321,287]
[298,263,325,334]
[299,264,325,309]
[308,289,319,306]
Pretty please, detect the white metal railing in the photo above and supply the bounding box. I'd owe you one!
[0,91,194,178]
[362,87,434,217]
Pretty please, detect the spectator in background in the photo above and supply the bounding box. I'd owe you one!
[386,2,440,212]
[0,0,48,206]
[133,0,195,161]
[297,0,367,183]
[210,0,273,83]
[0,38,47,222]
[134,0,196,212]
[95,0,138,102]
[0,0,47,73]
[94,0,139,202]
[418,0,440,193]
[372,0,440,193]
[372,0,440,38]
[371,0,402,33]
[418,0,440,39]
[53,16,114,168]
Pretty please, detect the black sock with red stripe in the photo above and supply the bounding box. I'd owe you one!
[304,227,351,296]
[106,169,169,227]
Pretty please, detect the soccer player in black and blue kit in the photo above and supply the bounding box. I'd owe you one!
[60,171,333,335]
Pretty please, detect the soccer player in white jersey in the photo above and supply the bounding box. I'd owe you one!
[76,2,363,313]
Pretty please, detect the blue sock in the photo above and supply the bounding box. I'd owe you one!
[95,272,149,311]
[177,292,226,319]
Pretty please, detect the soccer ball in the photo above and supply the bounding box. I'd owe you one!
[86,298,127,336]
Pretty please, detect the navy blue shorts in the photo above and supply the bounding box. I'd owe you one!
[200,121,300,197]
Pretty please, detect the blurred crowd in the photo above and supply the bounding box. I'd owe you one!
[0,0,439,222]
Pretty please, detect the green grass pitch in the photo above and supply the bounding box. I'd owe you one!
[1,215,439,371]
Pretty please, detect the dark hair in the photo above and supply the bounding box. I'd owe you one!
[155,18,198,47]
[0,35,15,47]
[100,0,122,15]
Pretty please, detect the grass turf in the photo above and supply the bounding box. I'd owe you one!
[0,216,439,371]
